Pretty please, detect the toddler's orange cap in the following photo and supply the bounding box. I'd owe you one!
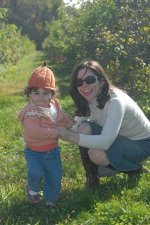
[28,63,56,90]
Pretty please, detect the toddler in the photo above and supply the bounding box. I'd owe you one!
[18,63,75,207]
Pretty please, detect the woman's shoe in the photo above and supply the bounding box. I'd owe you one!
[79,147,100,190]
[98,165,120,177]
[126,165,150,179]
[84,174,100,190]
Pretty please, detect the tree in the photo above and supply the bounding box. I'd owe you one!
[0,7,35,65]
[0,0,64,49]
[43,0,150,115]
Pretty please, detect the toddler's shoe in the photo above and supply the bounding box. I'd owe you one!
[45,201,55,208]
[25,184,41,204]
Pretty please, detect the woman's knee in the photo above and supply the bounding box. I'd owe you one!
[78,122,92,134]
[88,149,110,166]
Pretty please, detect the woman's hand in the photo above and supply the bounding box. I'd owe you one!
[57,126,80,145]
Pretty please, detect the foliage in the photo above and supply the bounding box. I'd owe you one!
[0,51,150,225]
[0,7,7,20]
[0,1,150,222]
[43,0,150,116]
[0,7,35,66]
[0,0,64,49]
[43,5,80,64]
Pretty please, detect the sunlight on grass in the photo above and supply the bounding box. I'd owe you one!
[0,51,150,225]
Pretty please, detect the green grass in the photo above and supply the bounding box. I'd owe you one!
[0,51,150,225]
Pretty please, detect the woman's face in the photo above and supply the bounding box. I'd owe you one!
[76,68,102,102]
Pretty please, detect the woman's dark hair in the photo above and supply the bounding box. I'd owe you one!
[70,60,112,116]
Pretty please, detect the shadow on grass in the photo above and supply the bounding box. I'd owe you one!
[0,175,141,225]
[96,174,140,200]
[0,188,97,225]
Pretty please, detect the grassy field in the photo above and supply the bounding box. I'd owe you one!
[0,51,150,225]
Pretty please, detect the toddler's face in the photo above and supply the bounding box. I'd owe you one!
[30,88,53,108]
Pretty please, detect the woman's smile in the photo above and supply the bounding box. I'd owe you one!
[77,68,101,101]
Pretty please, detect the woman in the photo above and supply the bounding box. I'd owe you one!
[57,60,150,189]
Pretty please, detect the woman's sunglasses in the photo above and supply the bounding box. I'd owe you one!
[75,75,99,87]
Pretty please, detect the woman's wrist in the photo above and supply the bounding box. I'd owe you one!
[69,131,80,145]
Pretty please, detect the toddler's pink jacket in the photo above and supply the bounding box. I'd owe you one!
[18,99,75,151]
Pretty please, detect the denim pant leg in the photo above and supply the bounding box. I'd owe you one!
[89,122,150,171]
[43,147,62,202]
[24,148,44,192]
[106,135,150,171]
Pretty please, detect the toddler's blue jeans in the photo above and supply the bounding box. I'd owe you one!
[24,147,62,202]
